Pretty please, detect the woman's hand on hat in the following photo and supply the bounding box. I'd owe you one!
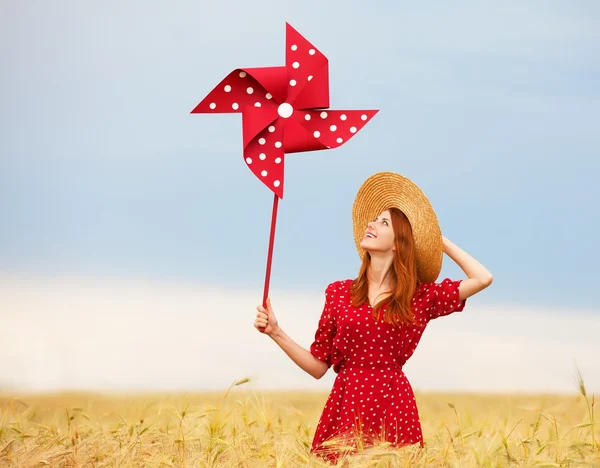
[254,297,279,337]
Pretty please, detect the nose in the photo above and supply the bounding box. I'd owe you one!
[367,221,375,231]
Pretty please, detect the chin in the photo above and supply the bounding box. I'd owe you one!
[360,240,378,253]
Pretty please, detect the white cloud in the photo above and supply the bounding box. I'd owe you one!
[1,274,598,395]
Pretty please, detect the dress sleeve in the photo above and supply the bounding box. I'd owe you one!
[428,278,467,321]
[309,282,336,368]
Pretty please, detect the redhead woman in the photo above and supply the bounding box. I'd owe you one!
[254,172,493,463]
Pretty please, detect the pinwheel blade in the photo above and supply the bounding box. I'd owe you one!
[284,23,329,110]
[291,109,379,150]
[243,119,286,198]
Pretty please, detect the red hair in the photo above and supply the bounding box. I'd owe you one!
[350,207,420,326]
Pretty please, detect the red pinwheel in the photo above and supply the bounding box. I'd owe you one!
[191,23,378,309]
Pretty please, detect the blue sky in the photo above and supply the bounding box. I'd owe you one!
[1,1,599,308]
[1,1,599,394]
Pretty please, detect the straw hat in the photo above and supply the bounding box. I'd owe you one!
[351,172,442,283]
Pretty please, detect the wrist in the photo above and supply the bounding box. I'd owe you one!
[268,326,283,340]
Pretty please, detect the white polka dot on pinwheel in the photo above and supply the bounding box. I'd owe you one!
[209,103,216,109]
[246,87,254,94]
[320,111,328,119]
[350,126,357,133]
[259,153,266,160]
[292,62,300,69]
[246,157,252,164]
[330,125,337,131]
[291,44,297,51]
[336,137,343,143]
[275,157,281,164]
[274,180,280,187]
[261,170,267,177]
[239,71,247,78]
[268,125,276,132]
[361,114,368,121]
[232,103,239,110]
[305,114,311,121]
[274,141,282,148]
[313,131,320,138]
[224,85,231,92]
[307,75,313,81]
[340,114,347,121]
[309,49,315,55]
[258,138,266,145]
[290,79,297,86]
[266,93,272,100]
[254,102,261,107]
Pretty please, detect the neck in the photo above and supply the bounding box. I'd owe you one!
[367,253,394,290]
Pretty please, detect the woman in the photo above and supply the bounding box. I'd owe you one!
[253,172,493,463]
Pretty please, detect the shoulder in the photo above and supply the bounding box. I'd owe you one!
[416,278,463,297]
[413,281,432,297]
[325,279,354,295]
[413,278,440,298]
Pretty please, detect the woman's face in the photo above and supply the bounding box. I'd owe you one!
[360,209,395,254]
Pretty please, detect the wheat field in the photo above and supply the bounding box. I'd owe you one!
[1,375,598,468]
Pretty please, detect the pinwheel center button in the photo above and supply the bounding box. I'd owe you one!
[277,103,294,119]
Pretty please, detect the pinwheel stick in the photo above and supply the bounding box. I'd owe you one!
[262,192,279,309]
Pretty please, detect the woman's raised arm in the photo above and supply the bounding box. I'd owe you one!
[442,236,493,301]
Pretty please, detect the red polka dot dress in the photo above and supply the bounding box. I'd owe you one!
[309,278,467,463]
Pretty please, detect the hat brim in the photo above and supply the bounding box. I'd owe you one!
[351,172,442,283]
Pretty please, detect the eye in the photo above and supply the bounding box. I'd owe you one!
[383,220,389,226]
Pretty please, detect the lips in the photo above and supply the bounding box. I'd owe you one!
[365,231,377,239]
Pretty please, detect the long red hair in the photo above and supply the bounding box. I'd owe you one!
[350,207,420,327]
